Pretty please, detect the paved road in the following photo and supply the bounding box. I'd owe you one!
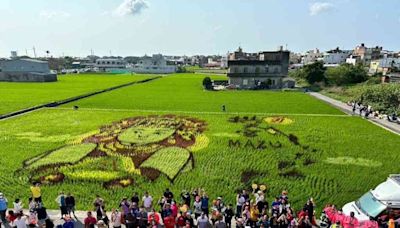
[309,92,400,135]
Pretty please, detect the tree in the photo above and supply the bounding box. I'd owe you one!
[202,77,213,90]
[303,61,327,84]
[325,63,368,86]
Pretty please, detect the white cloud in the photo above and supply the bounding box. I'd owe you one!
[213,25,222,32]
[113,0,148,17]
[39,10,70,19]
[309,2,334,16]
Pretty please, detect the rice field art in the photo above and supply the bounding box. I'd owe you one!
[17,115,209,189]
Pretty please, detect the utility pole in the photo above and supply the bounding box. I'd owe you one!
[25,49,28,56]
[33,46,37,58]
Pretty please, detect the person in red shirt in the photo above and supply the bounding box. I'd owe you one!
[343,212,359,228]
[84,211,97,228]
[333,209,346,226]
[363,217,378,228]
[177,213,186,227]
[6,210,17,225]
[148,209,161,226]
[164,215,176,228]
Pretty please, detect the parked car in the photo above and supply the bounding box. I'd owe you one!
[343,174,400,223]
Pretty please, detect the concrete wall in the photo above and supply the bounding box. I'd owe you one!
[0,60,50,73]
[0,72,57,82]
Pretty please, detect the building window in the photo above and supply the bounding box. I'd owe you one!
[233,67,239,73]
[265,65,269,73]
[243,67,248,73]
[255,67,260,74]
[243,79,248,85]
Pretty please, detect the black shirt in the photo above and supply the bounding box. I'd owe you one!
[131,196,140,204]
[65,196,75,206]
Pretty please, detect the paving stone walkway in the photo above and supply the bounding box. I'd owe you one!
[309,92,400,135]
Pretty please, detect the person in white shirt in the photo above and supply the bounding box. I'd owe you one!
[111,208,122,228]
[13,199,23,214]
[14,213,29,228]
[142,192,153,211]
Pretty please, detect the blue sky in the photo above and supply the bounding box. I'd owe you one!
[0,0,399,57]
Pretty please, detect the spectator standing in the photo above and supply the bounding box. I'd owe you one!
[111,209,122,228]
[142,192,153,212]
[197,213,210,228]
[6,210,17,227]
[215,215,227,228]
[119,198,130,215]
[181,190,191,207]
[14,213,29,228]
[30,182,42,203]
[363,217,378,228]
[63,215,74,228]
[55,192,68,219]
[201,193,209,216]
[343,212,359,228]
[13,198,23,214]
[163,188,174,204]
[0,193,8,224]
[93,195,105,221]
[138,206,148,228]
[131,192,140,206]
[193,195,202,219]
[236,191,245,218]
[163,215,176,228]
[224,204,234,228]
[65,193,76,218]
[84,211,97,228]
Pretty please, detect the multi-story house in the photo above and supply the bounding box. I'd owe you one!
[227,47,290,89]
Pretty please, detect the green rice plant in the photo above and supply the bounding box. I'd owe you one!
[140,147,191,179]
[188,134,209,152]
[324,156,382,167]
[27,143,97,169]
[118,126,175,145]
[65,171,122,181]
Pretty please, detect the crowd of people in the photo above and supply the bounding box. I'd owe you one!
[347,101,399,124]
[0,182,387,228]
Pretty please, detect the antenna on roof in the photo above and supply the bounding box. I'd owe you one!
[33,46,37,58]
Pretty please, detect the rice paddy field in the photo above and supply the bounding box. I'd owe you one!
[0,73,399,211]
[0,73,153,115]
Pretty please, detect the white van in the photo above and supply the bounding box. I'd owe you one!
[343,174,400,222]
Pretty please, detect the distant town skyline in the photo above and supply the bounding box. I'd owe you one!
[1,0,400,58]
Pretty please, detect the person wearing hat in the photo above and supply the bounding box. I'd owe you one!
[0,193,8,224]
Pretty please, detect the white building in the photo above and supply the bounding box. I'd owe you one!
[301,49,324,65]
[95,58,126,71]
[130,54,177,74]
[346,55,362,66]
[323,48,352,64]
[0,58,57,82]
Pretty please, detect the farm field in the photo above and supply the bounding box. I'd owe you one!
[0,73,153,115]
[63,74,343,115]
[0,73,399,211]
